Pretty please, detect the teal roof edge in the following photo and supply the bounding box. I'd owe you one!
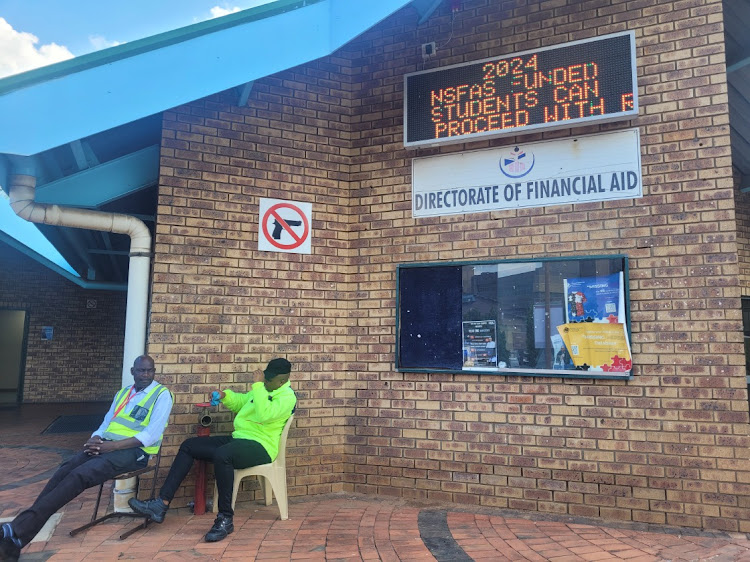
[0,231,127,291]
[0,0,321,98]
[0,0,415,156]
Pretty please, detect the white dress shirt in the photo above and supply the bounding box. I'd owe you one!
[92,380,173,448]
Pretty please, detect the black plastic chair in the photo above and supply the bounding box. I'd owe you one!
[69,451,162,540]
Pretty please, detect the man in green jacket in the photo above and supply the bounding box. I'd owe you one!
[129,358,296,543]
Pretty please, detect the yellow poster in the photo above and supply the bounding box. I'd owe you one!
[557,322,631,372]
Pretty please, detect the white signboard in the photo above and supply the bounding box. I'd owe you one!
[258,198,312,254]
[412,128,642,218]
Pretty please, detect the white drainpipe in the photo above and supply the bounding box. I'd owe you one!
[9,173,152,387]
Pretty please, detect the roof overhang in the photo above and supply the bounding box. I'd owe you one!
[0,0,414,157]
[0,0,420,284]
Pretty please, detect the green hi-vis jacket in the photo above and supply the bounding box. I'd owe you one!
[101,383,171,455]
[221,381,296,460]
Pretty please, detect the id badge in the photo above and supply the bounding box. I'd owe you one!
[130,405,149,421]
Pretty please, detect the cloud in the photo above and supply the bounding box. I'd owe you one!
[210,6,242,18]
[0,17,74,78]
[89,35,122,51]
[208,1,276,19]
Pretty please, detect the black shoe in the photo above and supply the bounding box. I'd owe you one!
[0,537,20,562]
[0,524,20,562]
[128,497,168,523]
[204,513,234,542]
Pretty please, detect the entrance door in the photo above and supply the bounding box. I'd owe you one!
[0,310,27,403]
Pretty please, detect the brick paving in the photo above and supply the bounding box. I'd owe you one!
[2,404,750,561]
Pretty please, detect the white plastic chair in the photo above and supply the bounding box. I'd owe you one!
[213,414,294,519]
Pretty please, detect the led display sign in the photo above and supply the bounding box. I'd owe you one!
[404,32,638,147]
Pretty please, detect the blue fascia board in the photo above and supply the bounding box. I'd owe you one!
[0,231,127,291]
[415,0,444,25]
[0,156,7,199]
[0,0,413,157]
[329,0,414,50]
[35,145,160,208]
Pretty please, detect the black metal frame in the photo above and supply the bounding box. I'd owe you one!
[69,451,161,540]
[396,255,633,379]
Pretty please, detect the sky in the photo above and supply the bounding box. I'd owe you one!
[0,0,277,78]
[0,1,276,271]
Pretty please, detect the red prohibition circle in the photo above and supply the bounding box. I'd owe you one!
[261,203,310,250]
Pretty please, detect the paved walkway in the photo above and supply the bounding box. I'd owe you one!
[2,404,750,561]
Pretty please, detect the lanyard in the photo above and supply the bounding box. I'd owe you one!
[113,386,137,418]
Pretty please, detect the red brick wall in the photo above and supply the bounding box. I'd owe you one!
[152,0,750,531]
[0,241,127,402]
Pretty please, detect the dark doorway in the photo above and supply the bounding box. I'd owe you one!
[743,298,750,413]
[0,309,27,403]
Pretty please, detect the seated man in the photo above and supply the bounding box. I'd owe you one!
[0,355,173,562]
[129,358,296,543]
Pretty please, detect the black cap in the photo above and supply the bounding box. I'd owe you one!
[264,358,292,379]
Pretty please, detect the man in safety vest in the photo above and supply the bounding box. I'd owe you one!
[128,357,296,543]
[0,355,172,561]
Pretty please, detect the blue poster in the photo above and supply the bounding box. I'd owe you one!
[564,273,622,323]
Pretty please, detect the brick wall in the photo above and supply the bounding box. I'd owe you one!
[151,0,750,530]
[0,241,127,402]
[150,54,359,502]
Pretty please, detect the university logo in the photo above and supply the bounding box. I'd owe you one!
[499,146,535,178]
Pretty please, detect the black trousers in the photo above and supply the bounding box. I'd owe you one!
[12,448,147,546]
[158,436,271,516]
